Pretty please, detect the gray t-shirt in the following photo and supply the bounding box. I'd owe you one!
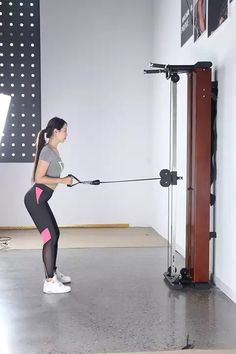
[39,145,64,179]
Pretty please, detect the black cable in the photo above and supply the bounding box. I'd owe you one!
[68,175,162,187]
[0,236,11,250]
[100,177,161,184]
[67,171,183,188]
[182,334,194,350]
[0,236,11,242]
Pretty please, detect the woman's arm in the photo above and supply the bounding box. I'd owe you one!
[35,160,72,185]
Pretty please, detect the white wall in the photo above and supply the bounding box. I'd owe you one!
[151,0,236,303]
[0,0,154,227]
[2,0,236,304]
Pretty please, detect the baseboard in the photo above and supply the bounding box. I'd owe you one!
[0,224,129,230]
[214,275,236,304]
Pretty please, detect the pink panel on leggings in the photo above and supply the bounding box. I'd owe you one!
[41,228,51,245]
[35,187,43,205]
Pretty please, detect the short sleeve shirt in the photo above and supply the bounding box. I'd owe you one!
[39,145,64,178]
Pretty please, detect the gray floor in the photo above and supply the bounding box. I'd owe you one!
[1,248,236,354]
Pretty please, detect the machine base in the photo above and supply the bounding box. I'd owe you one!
[163,272,183,289]
[164,272,211,290]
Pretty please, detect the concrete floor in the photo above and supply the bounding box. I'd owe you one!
[0,247,236,354]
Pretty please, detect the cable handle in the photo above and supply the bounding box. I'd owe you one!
[67,174,80,187]
[67,174,101,187]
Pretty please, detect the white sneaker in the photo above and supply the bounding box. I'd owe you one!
[43,275,71,294]
[55,270,71,284]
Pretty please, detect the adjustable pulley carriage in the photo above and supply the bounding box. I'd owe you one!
[145,61,213,288]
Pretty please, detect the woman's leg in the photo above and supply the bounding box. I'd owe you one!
[46,203,60,272]
[24,185,58,279]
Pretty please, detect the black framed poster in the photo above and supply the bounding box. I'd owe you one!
[208,0,228,37]
[181,0,193,46]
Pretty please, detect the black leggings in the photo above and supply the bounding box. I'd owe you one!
[24,184,60,278]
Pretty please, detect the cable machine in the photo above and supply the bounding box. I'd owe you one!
[145,62,213,288]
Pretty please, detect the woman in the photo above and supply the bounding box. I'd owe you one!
[24,117,73,294]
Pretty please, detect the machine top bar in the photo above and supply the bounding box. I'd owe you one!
[144,69,166,74]
[144,61,212,77]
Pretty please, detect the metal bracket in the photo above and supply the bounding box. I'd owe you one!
[209,232,217,240]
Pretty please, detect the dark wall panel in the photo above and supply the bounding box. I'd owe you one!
[0,0,41,162]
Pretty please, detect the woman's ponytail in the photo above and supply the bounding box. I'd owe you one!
[32,129,46,182]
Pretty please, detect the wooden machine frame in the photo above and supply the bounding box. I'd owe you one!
[145,62,213,288]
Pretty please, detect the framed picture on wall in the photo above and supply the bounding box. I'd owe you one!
[208,0,228,37]
[194,0,206,42]
[181,0,193,46]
